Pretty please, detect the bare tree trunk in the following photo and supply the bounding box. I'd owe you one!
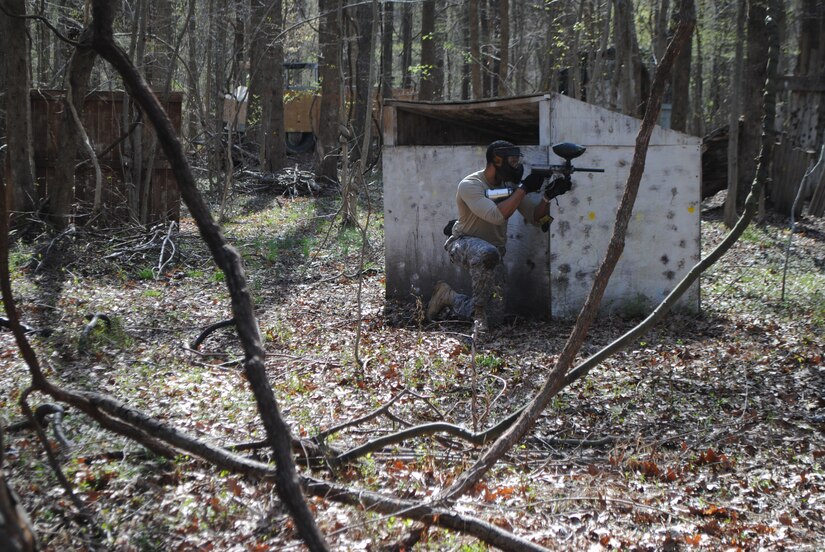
[34,0,50,85]
[229,0,246,88]
[185,0,200,141]
[724,0,745,227]
[352,0,374,162]
[613,0,644,117]
[249,0,286,174]
[566,0,585,100]
[0,0,37,215]
[589,0,612,107]
[653,0,670,63]
[481,1,493,96]
[54,28,99,225]
[380,0,393,99]
[400,1,413,90]
[419,0,437,100]
[140,0,175,224]
[469,0,481,99]
[497,0,509,97]
[669,0,692,131]
[690,20,705,136]
[129,0,148,220]
[739,0,767,211]
[315,0,341,185]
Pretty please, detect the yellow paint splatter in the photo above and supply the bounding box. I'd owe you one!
[687,205,696,214]
[588,211,596,221]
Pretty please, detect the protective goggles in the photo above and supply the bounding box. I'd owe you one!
[493,146,523,167]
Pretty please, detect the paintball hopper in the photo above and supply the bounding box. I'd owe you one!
[552,142,587,161]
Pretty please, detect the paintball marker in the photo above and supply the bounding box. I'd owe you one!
[528,142,605,180]
[485,142,603,202]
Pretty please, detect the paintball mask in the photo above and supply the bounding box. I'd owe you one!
[488,142,524,184]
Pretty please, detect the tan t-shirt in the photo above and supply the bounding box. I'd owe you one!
[451,170,541,248]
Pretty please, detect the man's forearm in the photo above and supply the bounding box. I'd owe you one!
[496,188,527,219]
[532,196,550,223]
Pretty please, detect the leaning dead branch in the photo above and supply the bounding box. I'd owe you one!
[302,477,550,552]
[89,3,327,547]
[436,5,698,505]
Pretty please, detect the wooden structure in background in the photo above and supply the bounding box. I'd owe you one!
[31,90,182,224]
[771,142,812,216]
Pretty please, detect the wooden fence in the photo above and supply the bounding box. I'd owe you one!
[771,142,811,216]
[31,90,183,224]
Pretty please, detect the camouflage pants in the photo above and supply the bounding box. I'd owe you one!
[445,236,506,327]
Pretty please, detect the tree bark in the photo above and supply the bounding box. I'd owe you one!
[49,26,97,229]
[724,0,745,227]
[653,0,670,63]
[249,0,286,174]
[380,0,393,99]
[468,0,481,98]
[690,20,704,136]
[739,0,767,211]
[351,0,374,162]
[418,0,437,100]
[669,0,692,132]
[588,0,612,107]
[497,0,509,97]
[613,0,645,117]
[315,0,341,185]
[0,0,37,215]
[400,1,413,90]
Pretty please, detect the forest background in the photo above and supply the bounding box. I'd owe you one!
[1,0,824,550]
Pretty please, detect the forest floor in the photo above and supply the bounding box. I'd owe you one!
[2,174,824,551]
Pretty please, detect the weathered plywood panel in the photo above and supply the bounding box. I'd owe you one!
[384,145,551,318]
[31,90,182,224]
[384,147,478,301]
[550,94,700,147]
[547,145,702,316]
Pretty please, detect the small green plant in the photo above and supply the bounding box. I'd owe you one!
[476,353,504,371]
[211,270,225,283]
[143,289,162,298]
[137,267,154,280]
[78,315,133,354]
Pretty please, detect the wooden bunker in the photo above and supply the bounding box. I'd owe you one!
[382,93,702,319]
[31,90,182,224]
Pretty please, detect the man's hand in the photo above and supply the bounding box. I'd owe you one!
[545,176,572,199]
[519,173,545,194]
